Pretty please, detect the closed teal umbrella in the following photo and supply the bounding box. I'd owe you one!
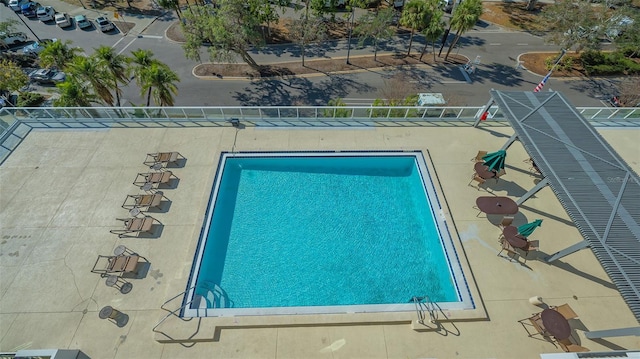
[517,219,543,237]
[482,150,507,173]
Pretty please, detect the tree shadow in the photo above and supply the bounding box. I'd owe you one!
[232,73,375,106]
[473,62,527,86]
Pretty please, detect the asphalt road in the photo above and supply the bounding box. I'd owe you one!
[2,6,621,107]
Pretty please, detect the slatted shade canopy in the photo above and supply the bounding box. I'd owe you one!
[488,90,640,323]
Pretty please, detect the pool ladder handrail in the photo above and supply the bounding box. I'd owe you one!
[411,295,438,324]
[152,283,216,334]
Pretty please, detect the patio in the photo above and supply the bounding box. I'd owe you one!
[0,125,638,358]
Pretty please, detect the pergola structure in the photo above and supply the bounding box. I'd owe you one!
[475,90,640,338]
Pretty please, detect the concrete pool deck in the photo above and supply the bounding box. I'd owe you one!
[1,125,639,358]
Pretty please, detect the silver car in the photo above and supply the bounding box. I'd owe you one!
[74,14,92,29]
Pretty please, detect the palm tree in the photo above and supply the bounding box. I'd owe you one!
[140,63,180,106]
[38,40,80,69]
[67,56,114,106]
[420,0,445,61]
[400,0,432,56]
[128,49,157,88]
[444,0,482,60]
[94,46,128,107]
[54,77,98,107]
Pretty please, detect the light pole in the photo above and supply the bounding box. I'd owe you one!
[346,6,355,64]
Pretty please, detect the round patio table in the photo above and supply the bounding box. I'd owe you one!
[475,196,519,215]
[474,162,496,180]
[502,226,528,248]
[541,308,571,340]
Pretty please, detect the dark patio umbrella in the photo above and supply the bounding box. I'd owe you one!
[482,150,507,173]
[517,219,543,237]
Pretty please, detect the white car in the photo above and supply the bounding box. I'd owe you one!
[36,6,55,21]
[8,0,28,11]
[95,16,114,32]
[54,13,71,28]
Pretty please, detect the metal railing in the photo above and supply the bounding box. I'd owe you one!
[1,105,639,165]
[411,295,438,324]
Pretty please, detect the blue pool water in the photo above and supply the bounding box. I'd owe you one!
[189,153,465,314]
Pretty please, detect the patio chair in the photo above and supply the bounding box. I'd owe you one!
[91,254,143,278]
[110,215,161,238]
[132,171,177,188]
[121,192,167,210]
[468,173,486,190]
[470,150,488,163]
[557,338,589,352]
[524,158,541,175]
[520,240,539,263]
[498,239,519,262]
[143,152,185,167]
[518,312,548,338]
[552,303,578,320]
[497,216,514,241]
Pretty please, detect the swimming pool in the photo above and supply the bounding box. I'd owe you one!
[184,151,473,317]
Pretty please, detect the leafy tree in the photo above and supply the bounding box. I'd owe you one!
[444,0,482,60]
[0,59,29,95]
[140,63,180,106]
[54,77,98,107]
[181,2,263,70]
[248,0,280,40]
[38,40,80,69]
[289,5,328,66]
[354,7,395,61]
[16,92,44,107]
[157,0,182,19]
[400,0,432,56]
[67,56,114,106]
[419,0,445,61]
[541,0,608,52]
[94,46,128,107]
[0,20,18,34]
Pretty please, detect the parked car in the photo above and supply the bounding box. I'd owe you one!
[8,0,28,11]
[605,15,634,39]
[36,5,55,21]
[28,68,66,84]
[95,16,114,32]
[0,31,27,47]
[74,15,92,29]
[21,1,39,17]
[54,12,71,28]
[22,38,56,55]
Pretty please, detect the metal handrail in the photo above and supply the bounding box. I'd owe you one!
[152,280,222,333]
[411,296,438,324]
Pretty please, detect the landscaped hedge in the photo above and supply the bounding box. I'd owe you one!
[580,50,640,76]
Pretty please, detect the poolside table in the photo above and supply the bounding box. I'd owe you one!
[502,226,528,249]
[474,162,497,180]
[541,308,572,340]
[476,196,519,215]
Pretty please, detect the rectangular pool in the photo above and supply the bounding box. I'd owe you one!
[184,151,473,317]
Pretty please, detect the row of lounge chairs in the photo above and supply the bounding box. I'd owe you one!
[110,152,184,238]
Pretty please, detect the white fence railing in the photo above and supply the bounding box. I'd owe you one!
[2,105,639,165]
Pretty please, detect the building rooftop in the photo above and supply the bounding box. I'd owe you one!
[1,114,639,358]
